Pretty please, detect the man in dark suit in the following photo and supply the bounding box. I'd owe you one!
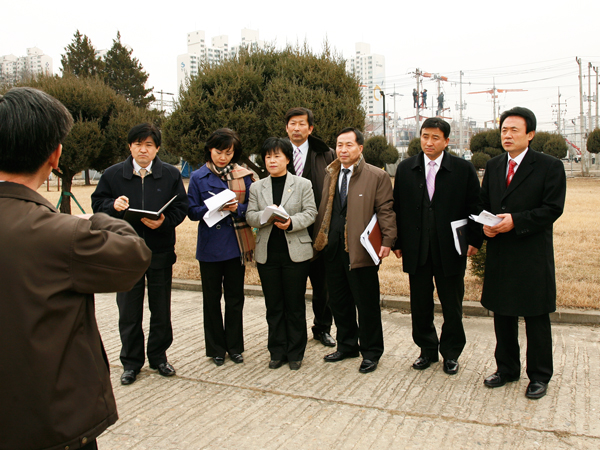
[480,107,566,399]
[285,107,337,347]
[92,123,188,386]
[393,117,482,375]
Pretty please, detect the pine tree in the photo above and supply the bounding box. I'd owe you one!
[104,32,155,108]
[60,30,104,77]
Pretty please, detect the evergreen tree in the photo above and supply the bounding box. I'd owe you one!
[10,74,156,214]
[587,128,600,154]
[363,135,399,167]
[60,30,104,77]
[407,137,421,157]
[104,32,155,108]
[164,44,364,171]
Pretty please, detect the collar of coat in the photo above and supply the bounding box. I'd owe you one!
[313,155,364,253]
[122,155,164,180]
[0,180,57,212]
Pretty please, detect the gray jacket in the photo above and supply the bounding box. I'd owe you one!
[246,174,317,264]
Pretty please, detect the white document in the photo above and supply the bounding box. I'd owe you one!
[360,214,380,265]
[450,219,468,256]
[203,189,236,227]
[469,210,502,227]
[260,205,289,225]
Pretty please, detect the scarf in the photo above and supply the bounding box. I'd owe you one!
[206,161,256,263]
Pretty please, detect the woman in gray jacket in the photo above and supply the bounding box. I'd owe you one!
[246,137,317,370]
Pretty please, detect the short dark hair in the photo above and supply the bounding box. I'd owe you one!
[499,107,537,133]
[336,127,364,146]
[128,123,161,147]
[420,117,451,139]
[285,107,314,127]
[0,87,73,175]
[204,128,242,164]
[260,137,293,163]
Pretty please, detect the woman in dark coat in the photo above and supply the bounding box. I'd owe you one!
[188,129,255,366]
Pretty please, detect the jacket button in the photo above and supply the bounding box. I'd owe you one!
[216,224,221,229]
[65,447,70,450]
[429,207,433,211]
[501,206,506,210]
[82,438,88,444]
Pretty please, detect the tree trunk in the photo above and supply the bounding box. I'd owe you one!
[84,169,91,185]
[59,173,73,215]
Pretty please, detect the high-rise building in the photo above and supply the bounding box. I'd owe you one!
[0,47,53,84]
[177,29,263,91]
[346,43,385,117]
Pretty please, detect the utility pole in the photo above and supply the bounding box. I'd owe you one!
[594,65,599,129]
[380,90,386,142]
[156,90,175,112]
[415,68,421,135]
[588,63,593,135]
[576,57,588,175]
[456,71,466,153]
[551,87,567,134]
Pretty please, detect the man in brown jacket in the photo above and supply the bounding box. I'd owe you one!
[0,87,152,450]
[313,128,396,373]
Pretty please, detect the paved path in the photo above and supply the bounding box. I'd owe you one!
[96,290,600,449]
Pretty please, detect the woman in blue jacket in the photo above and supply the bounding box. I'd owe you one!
[188,129,255,366]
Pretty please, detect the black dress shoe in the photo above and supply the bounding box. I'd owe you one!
[412,356,438,370]
[212,356,225,366]
[289,361,302,370]
[230,353,244,364]
[359,359,378,373]
[150,362,176,377]
[526,381,548,399]
[269,359,286,369]
[443,359,459,375]
[120,369,138,385]
[314,332,336,347]
[323,350,360,362]
[483,371,520,388]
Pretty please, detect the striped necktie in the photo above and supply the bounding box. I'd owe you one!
[293,147,303,177]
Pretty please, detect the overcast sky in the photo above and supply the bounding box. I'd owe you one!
[3,0,599,134]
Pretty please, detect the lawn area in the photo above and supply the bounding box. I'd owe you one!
[39,176,600,310]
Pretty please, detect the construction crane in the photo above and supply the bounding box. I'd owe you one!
[468,82,526,128]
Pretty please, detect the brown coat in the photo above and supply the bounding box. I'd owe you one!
[314,156,396,269]
[0,182,152,450]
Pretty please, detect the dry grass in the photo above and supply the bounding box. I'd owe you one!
[38,176,600,310]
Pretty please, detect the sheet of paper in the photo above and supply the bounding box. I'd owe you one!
[469,210,502,227]
[203,189,236,227]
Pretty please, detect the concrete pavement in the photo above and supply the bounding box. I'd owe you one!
[96,288,600,449]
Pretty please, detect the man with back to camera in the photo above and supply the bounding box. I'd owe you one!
[285,107,337,348]
[92,123,188,386]
[313,127,396,374]
[0,87,152,450]
[393,117,482,375]
[480,107,566,399]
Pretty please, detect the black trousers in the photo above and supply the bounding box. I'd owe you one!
[199,258,245,358]
[325,246,383,361]
[409,254,466,360]
[308,253,333,335]
[258,251,309,361]
[117,266,173,371]
[493,313,553,383]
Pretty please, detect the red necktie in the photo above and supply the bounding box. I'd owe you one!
[506,160,517,187]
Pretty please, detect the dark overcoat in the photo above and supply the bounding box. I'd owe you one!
[480,150,566,316]
[393,151,483,276]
